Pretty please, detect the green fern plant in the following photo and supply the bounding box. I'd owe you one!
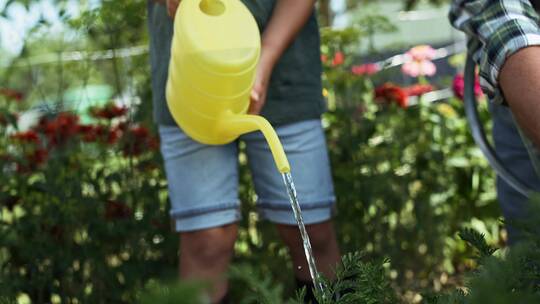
[427,196,540,304]
[457,228,497,261]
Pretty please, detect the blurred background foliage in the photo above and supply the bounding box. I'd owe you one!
[0,0,510,303]
[318,0,449,26]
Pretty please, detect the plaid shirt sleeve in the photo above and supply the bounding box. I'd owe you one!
[449,0,540,104]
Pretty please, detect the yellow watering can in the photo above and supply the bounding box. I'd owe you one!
[166,0,290,173]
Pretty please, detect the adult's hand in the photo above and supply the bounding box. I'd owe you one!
[248,59,272,115]
[248,0,316,115]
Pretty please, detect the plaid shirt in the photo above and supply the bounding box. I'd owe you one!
[449,0,540,103]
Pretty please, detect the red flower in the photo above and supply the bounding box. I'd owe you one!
[452,73,484,101]
[90,103,128,120]
[9,130,48,173]
[116,122,129,131]
[77,124,94,133]
[78,124,122,145]
[321,54,328,63]
[29,149,48,165]
[38,113,80,147]
[105,200,132,220]
[131,125,149,138]
[10,131,40,145]
[77,124,98,142]
[0,88,24,102]
[332,52,345,66]
[404,84,435,97]
[374,83,409,108]
[121,125,159,157]
[15,148,48,173]
[107,126,123,145]
[351,63,380,76]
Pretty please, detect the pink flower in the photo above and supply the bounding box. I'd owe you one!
[401,45,437,77]
[452,74,465,100]
[402,60,436,77]
[332,52,345,66]
[351,63,380,76]
[406,45,437,61]
[452,73,483,101]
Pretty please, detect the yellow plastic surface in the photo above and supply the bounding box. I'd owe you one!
[166,0,291,173]
[218,113,291,173]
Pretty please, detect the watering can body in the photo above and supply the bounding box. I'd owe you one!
[166,0,290,172]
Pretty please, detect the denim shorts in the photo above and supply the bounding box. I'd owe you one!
[159,119,336,232]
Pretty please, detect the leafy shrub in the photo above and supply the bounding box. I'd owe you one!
[0,97,177,303]
[138,252,397,304]
[426,199,540,303]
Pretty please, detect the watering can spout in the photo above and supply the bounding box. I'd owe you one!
[218,113,291,173]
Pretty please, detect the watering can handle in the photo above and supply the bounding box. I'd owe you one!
[218,113,291,173]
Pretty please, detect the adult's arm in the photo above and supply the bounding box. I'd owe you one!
[449,0,540,146]
[160,0,317,114]
[165,0,180,18]
[249,0,317,114]
[499,47,540,147]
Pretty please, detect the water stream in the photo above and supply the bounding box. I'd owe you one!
[281,172,324,294]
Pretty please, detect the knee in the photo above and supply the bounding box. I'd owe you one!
[181,225,237,265]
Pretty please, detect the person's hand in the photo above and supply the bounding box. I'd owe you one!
[166,0,181,19]
[248,60,273,115]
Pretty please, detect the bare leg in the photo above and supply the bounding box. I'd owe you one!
[276,220,340,281]
[179,224,238,303]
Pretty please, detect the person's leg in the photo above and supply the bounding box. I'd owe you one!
[159,124,241,303]
[276,221,340,280]
[179,224,238,303]
[490,102,540,244]
[276,221,340,302]
[243,119,340,292]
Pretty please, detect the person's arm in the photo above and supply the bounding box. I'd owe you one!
[166,0,180,18]
[449,0,540,146]
[163,0,316,114]
[248,0,317,114]
[499,47,540,147]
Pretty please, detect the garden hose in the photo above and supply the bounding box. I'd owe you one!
[463,55,533,197]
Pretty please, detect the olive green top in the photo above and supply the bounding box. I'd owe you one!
[147,0,326,126]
